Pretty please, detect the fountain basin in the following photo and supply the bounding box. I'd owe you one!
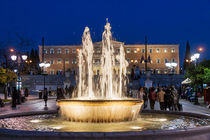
[57,99,143,122]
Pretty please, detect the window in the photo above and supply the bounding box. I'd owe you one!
[172,58,175,62]
[65,59,69,64]
[57,48,61,54]
[116,48,120,53]
[165,59,168,63]
[126,48,131,53]
[171,48,175,53]
[50,60,54,64]
[72,48,76,53]
[157,69,161,74]
[134,48,137,53]
[156,48,160,53]
[50,70,54,75]
[127,58,130,63]
[149,48,152,53]
[94,59,100,64]
[57,58,62,64]
[72,58,77,64]
[164,48,167,53]
[96,48,101,53]
[134,60,138,63]
[44,49,47,54]
[65,49,69,54]
[141,49,145,53]
[50,49,54,54]
[164,69,168,74]
[156,59,160,64]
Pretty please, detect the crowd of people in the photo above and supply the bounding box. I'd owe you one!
[131,86,182,111]
[11,87,29,108]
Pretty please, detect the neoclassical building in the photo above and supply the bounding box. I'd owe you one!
[39,41,179,75]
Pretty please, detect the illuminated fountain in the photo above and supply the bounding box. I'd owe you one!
[57,20,143,122]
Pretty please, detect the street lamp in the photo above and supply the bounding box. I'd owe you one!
[39,62,50,105]
[11,53,28,90]
[165,62,177,86]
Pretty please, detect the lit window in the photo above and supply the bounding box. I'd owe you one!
[50,49,54,54]
[65,49,69,54]
[65,59,69,64]
[134,60,138,63]
[164,69,168,74]
[171,48,175,53]
[134,48,137,53]
[72,58,77,64]
[149,48,152,53]
[50,70,54,75]
[127,58,130,63]
[156,48,160,53]
[164,48,167,53]
[126,48,131,53]
[72,48,76,53]
[131,60,134,63]
[57,58,62,64]
[156,59,160,64]
[44,49,47,54]
[141,49,145,53]
[157,70,161,74]
[165,59,168,63]
[50,60,54,64]
[57,48,61,54]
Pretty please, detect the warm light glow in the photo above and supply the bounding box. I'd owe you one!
[57,100,143,122]
[76,48,80,52]
[10,49,14,52]
[21,55,28,60]
[52,126,63,130]
[29,60,32,63]
[130,126,143,130]
[198,47,203,52]
[30,120,42,123]
[11,55,17,61]
[159,118,167,122]
[186,59,189,62]
[137,48,140,51]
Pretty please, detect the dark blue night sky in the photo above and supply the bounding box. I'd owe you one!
[0,0,210,64]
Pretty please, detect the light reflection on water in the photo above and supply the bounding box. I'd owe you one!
[0,113,209,132]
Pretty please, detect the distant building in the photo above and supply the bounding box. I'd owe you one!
[39,41,179,75]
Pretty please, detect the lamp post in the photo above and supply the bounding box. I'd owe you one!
[39,62,51,92]
[191,53,200,105]
[165,62,177,86]
[11,52,28,90]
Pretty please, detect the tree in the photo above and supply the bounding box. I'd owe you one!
[0,68,17,99]
[183,40,191,70]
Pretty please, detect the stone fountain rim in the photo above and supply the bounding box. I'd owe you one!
[0,110,210,139]
[57,99,143,102]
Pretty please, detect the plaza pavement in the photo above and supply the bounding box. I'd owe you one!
[0,94,209,117]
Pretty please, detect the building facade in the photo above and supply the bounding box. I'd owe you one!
[39,41,179,75]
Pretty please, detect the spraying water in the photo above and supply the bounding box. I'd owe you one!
[76,19,128,99]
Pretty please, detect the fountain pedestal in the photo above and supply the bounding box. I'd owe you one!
[57,99,143,122]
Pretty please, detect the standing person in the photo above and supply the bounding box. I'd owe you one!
[43,88,48,107]
[164,87,173,111]
[11,87,17,108]
[24,88,29,97]
[16,89,21,105]
[149,87,157,110]
[143,87,148,109]
[172,86,179,111]
[157,87,165,110]
[138,87,145,101]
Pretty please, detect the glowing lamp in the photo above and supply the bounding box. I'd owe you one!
[21,55,28,60]
[11,55,17,61]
